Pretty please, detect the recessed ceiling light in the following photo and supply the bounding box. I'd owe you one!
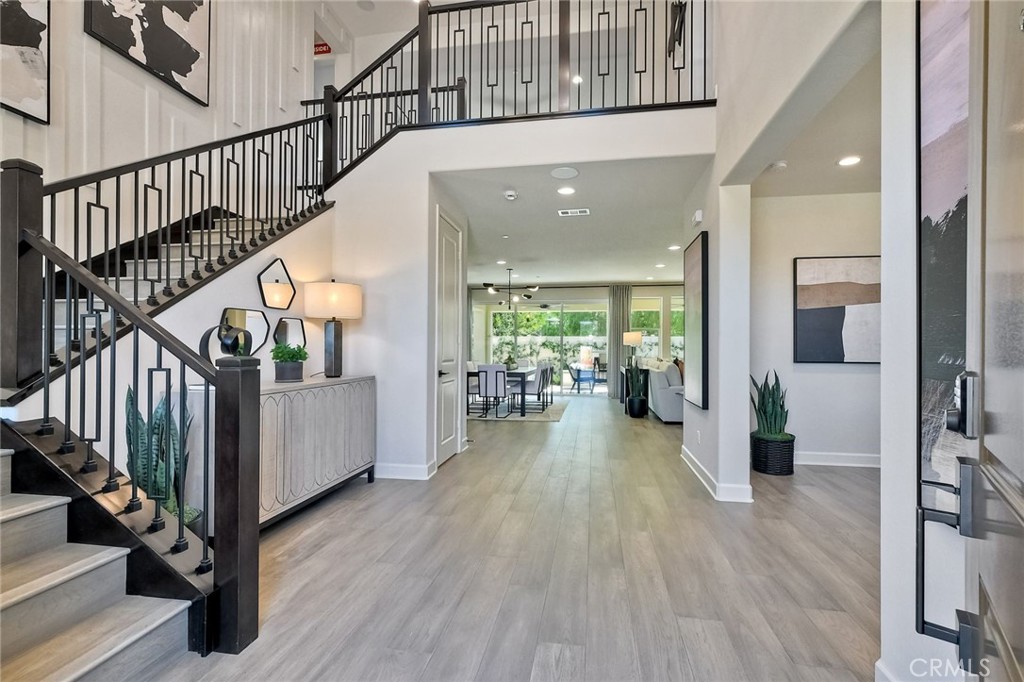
[572,75,584,85]
[550,166,579,179]
[496,260,506,265]
[557,186,575,195]
[768,160,788,172]
[837,156,861,167]
[667,245,681,251]
[645,276,654,280]
[511,273,520,278]
[655,263,666,268]
[501,235,510,239]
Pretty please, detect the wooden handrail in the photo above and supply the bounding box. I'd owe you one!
[43,114,326,195]
[20,229,218,384]
[334,27,419,101]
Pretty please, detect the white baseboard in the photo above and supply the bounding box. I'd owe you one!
[680,446,753,504]
[796,450,881,468]
[716,483,754,504]
[874,659,897,682]
[680,445,716,498]
[374,462,435,480]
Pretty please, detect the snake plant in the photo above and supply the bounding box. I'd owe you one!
[126,387,201,525]
[750,371,794,442]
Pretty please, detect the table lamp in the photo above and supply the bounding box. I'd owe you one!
[304,280,363,377]
[623,331,643,367]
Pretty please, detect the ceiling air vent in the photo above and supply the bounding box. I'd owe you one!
[557,208,591,217]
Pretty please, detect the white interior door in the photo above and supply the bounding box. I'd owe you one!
[967,3,1023,678]
[435,212,463,467]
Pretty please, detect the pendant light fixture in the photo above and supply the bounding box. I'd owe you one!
[483,268,540,306]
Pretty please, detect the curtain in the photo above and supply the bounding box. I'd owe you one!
[607,284,632,399]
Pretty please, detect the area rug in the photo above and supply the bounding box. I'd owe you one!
[467,399,569,423]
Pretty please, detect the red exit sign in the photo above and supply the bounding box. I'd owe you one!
[314,42,332,56]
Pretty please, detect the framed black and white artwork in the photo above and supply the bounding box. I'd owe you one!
[683,231,709,409]
[1,0,50,124]
[793,256,881,364]
[84,0,211,106]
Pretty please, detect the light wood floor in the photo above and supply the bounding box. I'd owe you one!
[164,396,880,682]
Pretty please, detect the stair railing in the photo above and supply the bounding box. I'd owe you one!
[321,0,713,179]
[1,114,327,404]
[3,159,260,654]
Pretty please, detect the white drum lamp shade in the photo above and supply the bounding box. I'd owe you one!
[622,331,643,347]
[304,281,362,378]
[304,282,362,320]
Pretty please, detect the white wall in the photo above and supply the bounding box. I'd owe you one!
[1,0,320,181]
[678,0,879,504]
[329,106,715,479]
[750,193,881,466]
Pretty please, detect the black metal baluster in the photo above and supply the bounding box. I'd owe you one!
[178,160,188,289]
[70,188,81,351]
[204,151,215,272]
[172,360,188,553]
[125,328,142,513]
[218,148,228,265]
[47,194,61,367]
[102,297,119,492]
[196,381,212,574]
[239,142,249,253]
[38,251,54,436]
[58,271,74,453]
[148,347,167,533]
[163,162,173,297]
[114,176,123,318]
[268,135,278,236]
[78,300,100,473]
[276,132,285,232]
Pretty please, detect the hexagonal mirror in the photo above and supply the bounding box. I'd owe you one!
[273,317,306,347]
[219,308,270,355]
[257,258,295,310]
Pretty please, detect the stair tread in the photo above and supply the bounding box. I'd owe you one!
[0,543,130,610]
[0,595,190,681]
[0,493,71,523]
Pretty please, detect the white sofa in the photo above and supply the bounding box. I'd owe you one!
[647,360,685,423]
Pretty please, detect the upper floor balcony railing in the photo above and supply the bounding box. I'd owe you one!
[308,0,714,179]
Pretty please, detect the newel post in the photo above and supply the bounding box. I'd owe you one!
[322,84,338,182]
[213,356,261,654]
[1,159,44,388]
[417,0,432,124]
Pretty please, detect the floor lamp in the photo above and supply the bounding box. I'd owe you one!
[305,280,363,378]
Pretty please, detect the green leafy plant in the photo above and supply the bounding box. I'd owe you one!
[750,371,795,442]
[126,387,202,525]
[270,343,309,363]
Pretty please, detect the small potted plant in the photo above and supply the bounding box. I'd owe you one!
[271,343,308,383]
[504,353,518,370]
[626,361,648,418]
[750,371,795,475]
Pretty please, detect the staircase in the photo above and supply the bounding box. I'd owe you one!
[0,448,190,681]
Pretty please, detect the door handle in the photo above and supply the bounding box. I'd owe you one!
[438,370,449,377]
[945,370,979,439]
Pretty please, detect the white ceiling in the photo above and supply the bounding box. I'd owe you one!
[751,52,881,197]
[433,156,711,288]
[326,0,469,40]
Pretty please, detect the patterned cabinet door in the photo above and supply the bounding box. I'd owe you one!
[258,377,377,523]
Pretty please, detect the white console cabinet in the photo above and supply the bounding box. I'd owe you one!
[258,375,376,525]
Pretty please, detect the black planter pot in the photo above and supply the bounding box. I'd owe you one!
[275,361,303,383]
[626,396,648,418]
[751,433,795,475]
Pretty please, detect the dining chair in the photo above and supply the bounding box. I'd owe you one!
[466,361,480,415]
[478,364,511,418]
